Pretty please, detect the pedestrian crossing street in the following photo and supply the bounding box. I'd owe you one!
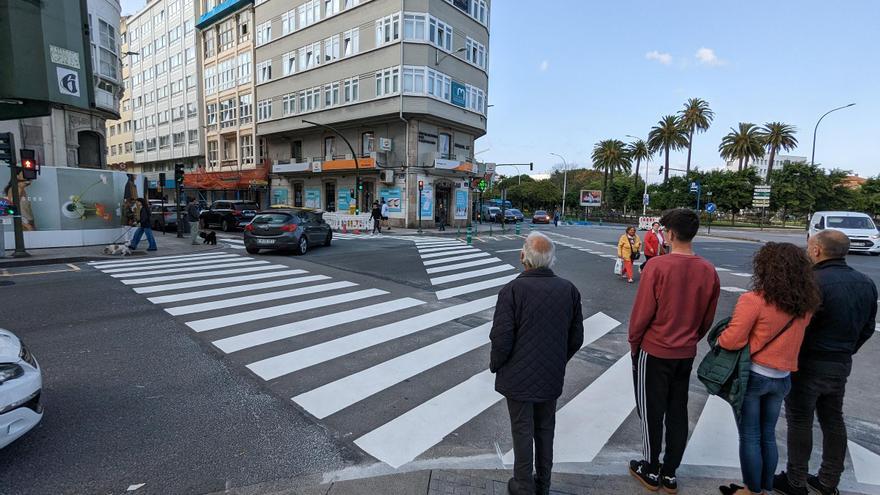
[86,248,880,486]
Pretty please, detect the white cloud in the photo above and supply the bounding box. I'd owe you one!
[645,50,673,65]
[539,60,550,72]
[695,47,724,66]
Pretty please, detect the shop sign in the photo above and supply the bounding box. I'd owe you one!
[435,158,461,170]
[451,81,467,107]
[311,161,323,173]
[418,132,437,145]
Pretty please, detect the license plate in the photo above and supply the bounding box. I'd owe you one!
[257,238,275,245]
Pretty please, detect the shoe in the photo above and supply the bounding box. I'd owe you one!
[660,474,678,493]
[506,477,533,495]
[773,472,807,495]
[628,279,634,283]
[807,475,839,495]
[629,460,660,491]
[718,483,744,495]
[147,248,158,251]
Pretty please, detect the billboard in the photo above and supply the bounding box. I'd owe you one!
[580,190,602,207]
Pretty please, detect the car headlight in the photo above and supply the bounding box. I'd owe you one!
[0,363,24,384]
[870,233,880,240]
[19,343,37,368]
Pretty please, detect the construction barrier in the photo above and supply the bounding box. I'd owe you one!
[638,216,661,230]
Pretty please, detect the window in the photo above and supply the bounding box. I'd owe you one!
[256,21,271,46]
[324,0,338,17]
[362,132,374,155]
[469,0,488,25]
[168,25,180,44]
[220,98,236,128]
[188,129,199,143]
[466,84,485,113]
[134,140,144,152]
[203,28,215,57]
[122,99,131,111]
[281,9,295,35]
[146,137,157,151]
[185,19,194,33]
[324,136,335,158]
[343,77,359,103]
[323,35,340,63]
[153,10,164,27]
[206,102,218,129]
[141,43,152,57]
[168,0,179,16]
[324,82,339,107]
[185,47,195,63]
[240,134,254,165]
[298,42,321,71]
[239,94,252,123]
[238,52,252,84]
[172,104,184,120]
[282,93,296,115]
[438,133,451,157]
[402,66,425,93]
[218,58,236,90]
[156,60,167,75]
[173,132,185,146]
[426,68,451,100]
[429,17,452,51]
[218,18,235,52]
[157,86,169,99]
[98,19,118,79]
[403,13,426,41]
[125,142,133,152]
[207,140,218,166]
[466,37,486,69]
[145,90,154,103]
[298,87,320,112]
[257,60,272,83]
[187,102,197,117]
[169,52,182,69]
[375,66,400,96]
[159,135,170,149]
[292,140,303,161]
[186,74,196,89]
[297,0,320,28]
[124,120,131,132]
[343,0,359,8]
[282,51,296,76]
[257,99,272,121]
[376,13,400,45]
[343,28,359,56]
[154,35,166,51]
[108,126,116,137]
[205,65,217,94]
[238,10,251,42]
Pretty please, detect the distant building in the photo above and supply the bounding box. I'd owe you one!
[106,16,134,171]
[725,154,807,180]
[841,174,868,189]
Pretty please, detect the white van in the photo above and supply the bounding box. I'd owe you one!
[808,211,880,255]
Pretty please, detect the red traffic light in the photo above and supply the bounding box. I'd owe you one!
[19,149,38,180]
[418,180,424,189]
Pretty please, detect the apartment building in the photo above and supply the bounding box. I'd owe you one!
[254,0,490,227]
[106,16,134,171]
[725,154,808,180]
[126,0,204,196]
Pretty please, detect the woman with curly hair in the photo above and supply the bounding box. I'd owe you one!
[717,243,821,495]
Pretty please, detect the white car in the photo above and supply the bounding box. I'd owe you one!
[808,211,880,256]
[0,328,43,449]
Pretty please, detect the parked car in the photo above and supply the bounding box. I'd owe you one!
[199,200,260,232]
[532,210,551,224]
[0,328,42,449]
[500,208,525,223]
[149,204,182,232]
[243,208,332,255]
[481,206,501,222]
[808,211,880,255]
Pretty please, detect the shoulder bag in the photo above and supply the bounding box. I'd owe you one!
[628,236,641,261]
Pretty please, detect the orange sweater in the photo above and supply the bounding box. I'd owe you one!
[717,291,811,372]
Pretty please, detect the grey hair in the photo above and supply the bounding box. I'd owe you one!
[522,232,556,269]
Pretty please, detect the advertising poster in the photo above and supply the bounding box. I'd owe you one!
[379,187,402,213]
[304,188,321,209]
[580,189,602,207]
[454,189,468,220]
[419,182,433,219]
[271,188,289,206]
[337,189,351,212]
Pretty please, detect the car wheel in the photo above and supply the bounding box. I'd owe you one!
[296,236,309,255]
[246,246,260,255]
[323,232,332,247]
[222,219,232,232]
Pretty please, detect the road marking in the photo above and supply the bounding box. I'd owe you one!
[120,264,287,285]
[186,288,386,333]
[600,254,617,259]
[715,267,731,272]
[430,264,515,285]
[225,244,246,250]
[420,248,479,259]
[112,260,269,278]
[88,251,220,266]
[294,323,493,419]
[423,252,491,266]
[494,248,522,253]
[425,258,502,274]
[100,254,242,273]
[721,286,748,293]
[681,395,741,468]
[166,281,357,316]
[848,440,880,485]
[213,297,426,353]
[418,245,471,254]
[435,274,518,300]
[732,272,752,278]
[147,274,328,303]
[247,295,497,380]
[134,269,308,295]
[90,253,230,269]
[412,241,463,248]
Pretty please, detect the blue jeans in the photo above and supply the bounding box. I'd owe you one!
[737,371,791,493]
[130,226,157,250]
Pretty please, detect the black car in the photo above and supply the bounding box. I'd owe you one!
[499,208,525,223]
[149,204,182,231]
[199,200,260,232]
[243,208,332,255]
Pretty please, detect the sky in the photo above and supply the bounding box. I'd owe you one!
[120,0,879,179]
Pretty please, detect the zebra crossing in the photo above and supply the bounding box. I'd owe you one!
[85,250,880,488]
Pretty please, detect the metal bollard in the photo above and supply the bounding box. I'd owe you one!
[466,225,472,245]
[515,222,521,235]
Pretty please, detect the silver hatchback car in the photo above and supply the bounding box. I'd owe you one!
[243,208,332,255]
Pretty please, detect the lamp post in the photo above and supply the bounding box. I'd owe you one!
[626,134,650,215]
[550,153,568,221]
[303,119,360,213]
[811,103,855,167]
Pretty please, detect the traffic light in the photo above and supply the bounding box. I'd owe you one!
[529,162,534,171]
[158,172,166,192]
[357,179,363,191]
[477,179,487,192]
[349,188,355,198]
[19,149,38,180]
[0,201,17,216]
[174,163,185,188]
[418,180,424,190]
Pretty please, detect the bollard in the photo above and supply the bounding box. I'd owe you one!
[466,225,472,245]
[515,222,521,235]
[489,222,493,237]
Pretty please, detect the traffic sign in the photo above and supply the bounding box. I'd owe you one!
[690,181,700,193]
[706,202,717,213]
[642,193,649,206]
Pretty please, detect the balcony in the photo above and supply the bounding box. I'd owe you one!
[95,87,120,116]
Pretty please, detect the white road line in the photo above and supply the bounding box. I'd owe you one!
[134,269,308,295]
[715,267,731,272]
[600,254,617,259]
[100,254,242,273]
[423,252,491,266]
[721,286,747,293]
[218,237,244,244]
[112,260,268,278]
[213,297,426,353]
[186,288,386,333]
[435,274,518,299]
[732,272,752,277]
[293,323,492,419]
[226,244,246,250]
[418,245,470,254]
[848,440,880,485]
[89,252,223,268]
[147,274,328,304]
[121,264,287,285]
[166,281,356,316]
[247,295,497,380]
[425,257,502,274]
[412,241,462,247]
[495,248,522,253]
[430,264,515,285]
[420,248,479,259]
[681,395,741,468]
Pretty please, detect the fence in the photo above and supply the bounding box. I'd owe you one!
[323,212,372,232]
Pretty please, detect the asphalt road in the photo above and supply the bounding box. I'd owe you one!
[1,226,878,494]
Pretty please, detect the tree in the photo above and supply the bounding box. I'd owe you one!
[678,98,714,179]
[860,176,880,217]
[627,139,652,188]
[719,123,765,171]
[760,122,798,183]
[591,139,632,207]
[507,180,562,211]
[647,115,689,183]
[495,174,534,191]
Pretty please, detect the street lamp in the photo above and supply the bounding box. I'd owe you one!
[626,134,650,215]
[811,103,855,167]
[550,153,568,220]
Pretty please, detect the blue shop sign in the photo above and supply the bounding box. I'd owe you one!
[451,81,467,107]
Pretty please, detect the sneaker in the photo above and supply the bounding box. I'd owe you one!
[773,472,808,495]
[807,475,839,495]
[660,474,678,493]
[629,460,660,491]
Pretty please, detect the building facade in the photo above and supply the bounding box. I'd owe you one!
[126,0,204,196]
[254,0,490,227]
[106,16,134,171]
[725,154,808,180]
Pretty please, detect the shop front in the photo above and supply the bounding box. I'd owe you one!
[183,164,270,208]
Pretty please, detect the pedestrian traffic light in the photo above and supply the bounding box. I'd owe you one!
[0,201,17,216]
[158,172,166,192]
[19,149,38,180]
[357,178,363,191]
[418,180,424,190]
[349,188,355,198]
[174,163,185,188]
[477,179,487,192]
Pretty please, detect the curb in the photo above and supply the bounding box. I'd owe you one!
[0,255,108,268]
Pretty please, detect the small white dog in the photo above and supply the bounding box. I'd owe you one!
[103,243,132,256]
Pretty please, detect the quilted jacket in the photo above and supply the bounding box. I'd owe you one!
[489,267,585,402]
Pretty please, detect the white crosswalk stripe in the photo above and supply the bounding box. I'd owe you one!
[101,254,243,273]
[166,281,357,316]
[89,251,222,267]
[435,275,518,300]
[120,264,287,285]
[430,265,515,285]
[142,271,314,299]
[423,252,491,266]
[420,248,479,259]
[111,259,269,278]
[425,257,503,274]
[681,395,741,467]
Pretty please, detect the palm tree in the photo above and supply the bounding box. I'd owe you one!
[647,115,689,183]
[627,139,652,187]
[592,139,632,206]
[678,98,715,178]
[719,123,765,171]
[760,122,798,183]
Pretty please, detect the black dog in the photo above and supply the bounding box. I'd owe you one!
[199,230,217,245]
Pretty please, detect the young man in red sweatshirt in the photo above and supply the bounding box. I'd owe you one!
[628,208,721,493]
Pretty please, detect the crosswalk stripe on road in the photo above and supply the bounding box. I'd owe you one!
[429,264,515,285]
[146,273,325,302]
[425,257,503,274]
[681,395,741,467]
[420,248,479,259]
[101,254,243,273]
[121,264,287,285]
[435,275,518,300]
[89,252,226,269]
[423,252,491,266]
[165,281,357,316]
[111,259,269,278]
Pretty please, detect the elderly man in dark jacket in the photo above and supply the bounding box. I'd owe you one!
[490,231,584,495]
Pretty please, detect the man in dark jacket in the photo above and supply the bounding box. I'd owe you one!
[775,230,877,495]
[490,232,584,495]
[186,197,201,245]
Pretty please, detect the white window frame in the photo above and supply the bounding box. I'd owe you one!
[256,59,272,83]
[282,51,296,76]
[239,94,253,123]
[281,9,296,35]
[402,65,425,94]
[324,0,339,17]
[257,98,272,121]
[298,0,320,28]
[256,21,271,46]
[324,34,340,62]
[343,76,359,103]
[429,16,452,52]
[282,93,296,115]
[238,52,252,84]
[324,81,340,107]
[403,13,426,41]
[375,13,400,46]
[298,41,321,71]
[343,28,359,56]
[465,37,486,69]
[375,66,400,97]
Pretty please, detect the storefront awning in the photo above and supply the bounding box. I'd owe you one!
[183,164,269,190]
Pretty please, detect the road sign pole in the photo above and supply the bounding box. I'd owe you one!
[1,133,29,257]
